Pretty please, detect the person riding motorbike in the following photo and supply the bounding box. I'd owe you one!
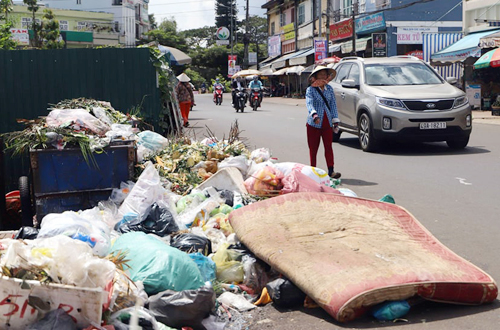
[248,76,263,107]
[213,78,224,102]
[231,77,245,106]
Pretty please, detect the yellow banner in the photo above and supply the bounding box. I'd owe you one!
[282,23,294,33]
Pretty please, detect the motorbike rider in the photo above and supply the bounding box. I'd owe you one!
[213,78,224,102]
[231,77,246,106]
[248,75,263,106]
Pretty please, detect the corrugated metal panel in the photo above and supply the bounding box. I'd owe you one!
[423,32,463,80]
[0,48,163,192]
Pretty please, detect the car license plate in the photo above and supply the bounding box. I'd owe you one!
[419,122,446,130]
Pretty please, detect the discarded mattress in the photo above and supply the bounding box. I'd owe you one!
[229,192,498,322]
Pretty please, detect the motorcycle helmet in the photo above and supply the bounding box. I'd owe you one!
[216,78,220,82]
[253,76,258,81]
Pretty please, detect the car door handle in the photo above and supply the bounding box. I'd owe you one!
[340,92,345,99]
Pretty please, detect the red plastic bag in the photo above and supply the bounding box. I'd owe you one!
[244,166,284,196]
[280,171,340,195]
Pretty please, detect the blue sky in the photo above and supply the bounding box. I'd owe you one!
[148,0,266,31]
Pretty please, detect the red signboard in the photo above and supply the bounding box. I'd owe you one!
[329,19,353,42]
[406,50,423,60]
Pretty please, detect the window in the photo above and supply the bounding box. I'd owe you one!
[359,0,366,13]
[335,64,352,83]
[271,22,275,35]
[21,17,32,29]
[77,21,89,31]
[76,0,81,4]
[347,64,360,85]
[298,3,305,25]
[280,12,286,27]
[113,0,123,5]
[59,20,68,31]
[342,0,352,17]
[291,8,295,23]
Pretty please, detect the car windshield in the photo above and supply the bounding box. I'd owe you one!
[365,63,443,86]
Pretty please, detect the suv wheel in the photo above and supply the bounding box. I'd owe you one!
[446,136,469,149]
[358,113,379,152]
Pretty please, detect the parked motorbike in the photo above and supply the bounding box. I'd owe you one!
[249,88,262,111]
[200,86,207,94]
[234,87,247,113]
[213,85,223,105]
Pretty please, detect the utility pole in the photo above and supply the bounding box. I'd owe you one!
[243,0,250,69]
[230,1,233,57]
[326,0,331,55]
[318,0,322,38]
[351,1,357,56]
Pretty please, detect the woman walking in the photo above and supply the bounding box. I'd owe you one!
[305,66,341,179]
[176,73,195,127]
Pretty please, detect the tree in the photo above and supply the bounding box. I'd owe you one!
[240,15,268,60]
[40,9,64,49]
[24,0,42,47]
[0,0,16,50]
[143,17,188,52]
[181,25,217,49]
[184,68,206,89]
[215,0,237,32]
[148,13,157,30]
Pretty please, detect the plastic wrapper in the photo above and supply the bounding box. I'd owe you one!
[14,226,39,240]
[273,162,331,186]
[118,162,172,226]
[0,236,115,288]
[176,192,206,214]
[137,131,169,154]
[203,228,227,253]
[189,252,216,282]
[111,232,204,295]
[242,255,269,295]
[92,106,114,126]
[217,155,249,176]
[148,286,216,329]
[337,187,358,197]
[38,208,110,257]
[371,300,411,321]
[246,160,274,179]
[105,124,136,140]
[46,109,110,135]
[281,171,341,195]
[244,166,284,197]
[218,189,234,207]
[171,233,212,255]
[110,181,135,205]
[217,292,256,312]
[211,243,244,283]
[250,148,271,163]
[266,278,306,308]
[115,203,178,237]
[110,272,148,312]
[177,192,223,228]
[26,308,77,330]
[111,306,161,330]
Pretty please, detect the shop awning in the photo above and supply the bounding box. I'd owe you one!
[271,48,313,69]
[479,31,500,49]
[431,29,500,63]
[289,47,314,65]
[329,42,342,53]
[341,37,371,54]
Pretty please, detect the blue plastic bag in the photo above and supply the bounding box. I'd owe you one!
[189,252,216,282]
[111,232,204,295]
[371,300,410,321]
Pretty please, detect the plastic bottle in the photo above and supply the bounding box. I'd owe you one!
[371,300,410,321]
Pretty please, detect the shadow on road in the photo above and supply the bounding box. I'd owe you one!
[340,178,378,187]
[337,138,490,156]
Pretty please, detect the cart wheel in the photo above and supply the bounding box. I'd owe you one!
[19,176,33,227]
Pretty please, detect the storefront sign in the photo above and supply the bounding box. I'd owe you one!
[10,28,29,45]
[217,27,230,40]
[268,35,281,57]
[466,84,481,109]
[314,38,328,62]
[372,33,387,57]
[249,52,257,65]
[406,50,423,60]
[355,12,385,35]
[228,55,237,77]
[329,19,353,42]
[282,23,295,41]
[397,27,438,44]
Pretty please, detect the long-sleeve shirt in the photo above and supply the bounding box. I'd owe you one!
[305,84,339,129]
[176,82,194,103]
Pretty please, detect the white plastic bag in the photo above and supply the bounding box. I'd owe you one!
[137,131,169,153]
[110,181,135,205]
[217,292,256,311]
[250,148,271,163]
[218,155,249,176]
[105,123,136,140]
[246,160,274,179]
[92,106,114,126]
[46,109,110,135]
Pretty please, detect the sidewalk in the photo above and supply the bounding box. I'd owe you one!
[264,97,500,125]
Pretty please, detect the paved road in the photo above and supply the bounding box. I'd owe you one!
[188,94,500,329]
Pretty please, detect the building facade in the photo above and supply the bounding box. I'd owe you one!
[8,4,118,48]
[29,0,150,46]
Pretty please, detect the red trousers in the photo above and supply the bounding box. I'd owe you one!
[306,115,334,168]
[179,101,191,125]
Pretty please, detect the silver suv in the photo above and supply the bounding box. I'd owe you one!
[330,56,471,152]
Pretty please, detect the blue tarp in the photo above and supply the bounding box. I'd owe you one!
[432,29,500,62]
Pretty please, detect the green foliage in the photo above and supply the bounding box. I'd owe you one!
[24,0,42,48]
[181,25,217,49]
[148,13,157,30]
[215,0,238,31]
[0,21,16,50]
[40,9,64,49]
[184,68,206,89]
[144,18,188,52]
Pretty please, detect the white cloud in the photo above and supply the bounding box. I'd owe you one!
[149,0,266,31]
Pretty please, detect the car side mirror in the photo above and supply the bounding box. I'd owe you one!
[341,79,359,89]
[446,77,457,84]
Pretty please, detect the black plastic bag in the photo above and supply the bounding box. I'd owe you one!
[26,309,77,330]
[15,226,39,240]
[218,189,234,207]
[266,278,306,308]
[148,286,216,330]
[171,233,212,255]
[116,203,178,237]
